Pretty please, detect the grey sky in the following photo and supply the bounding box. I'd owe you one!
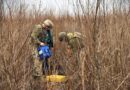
[4,0,129,16]
[25,0,122,15]
[26,0,97,15]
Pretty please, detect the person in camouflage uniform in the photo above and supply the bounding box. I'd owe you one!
[58,31,86,89]
[31,19,54,77]
[58,32,84,53]
[58,32,85,68]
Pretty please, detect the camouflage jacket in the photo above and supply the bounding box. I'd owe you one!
[31,25,53,48]
[67,32,84,52]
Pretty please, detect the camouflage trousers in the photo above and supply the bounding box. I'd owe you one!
[32,46,50,77]
[32,47,43,76]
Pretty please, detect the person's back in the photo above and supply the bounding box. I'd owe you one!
[59,32,84,52]
[66,32,84,53]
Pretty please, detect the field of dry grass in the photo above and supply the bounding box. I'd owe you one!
[0,0,130,90]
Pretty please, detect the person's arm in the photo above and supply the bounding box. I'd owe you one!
[31,30,40,44]
[31,29,46,46]
[67,45,72,56]
[47,30,53,48]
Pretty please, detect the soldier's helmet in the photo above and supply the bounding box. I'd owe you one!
[43,19,54,28]
[58,32,67,42]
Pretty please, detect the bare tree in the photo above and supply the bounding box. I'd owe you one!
[0,0,3,39]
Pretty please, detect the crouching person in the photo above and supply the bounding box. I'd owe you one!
[58,31,85,61]
[58,31,86,90]
[58,31,85,74]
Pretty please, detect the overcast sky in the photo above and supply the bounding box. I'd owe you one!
[25,0,99,15]
[25,0,82,15]
[25,0,127,15]
[4,0,129,16]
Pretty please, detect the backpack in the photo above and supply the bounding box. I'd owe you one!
[67,32,84,40]
[37,45,52,60]
[67,32,85,51]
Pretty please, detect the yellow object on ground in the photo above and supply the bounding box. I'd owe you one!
[46,75,67,82]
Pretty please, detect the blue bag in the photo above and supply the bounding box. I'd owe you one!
[37,45,52,60]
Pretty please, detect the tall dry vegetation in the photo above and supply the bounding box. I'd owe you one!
[0,0,130,90]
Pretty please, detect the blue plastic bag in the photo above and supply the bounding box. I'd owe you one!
[37,45,52,60]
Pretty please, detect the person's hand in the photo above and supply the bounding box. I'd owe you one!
[67,48,72,57]
[40,42,45,46]
[51,47,54,51]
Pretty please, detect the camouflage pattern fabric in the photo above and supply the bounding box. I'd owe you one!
[31,25,48,46]
[31,25,53,76]
[31,25,53,48]
[67,32,84,53]
[32,47,43,76]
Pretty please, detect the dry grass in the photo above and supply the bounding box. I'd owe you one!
[0,0,130,90]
